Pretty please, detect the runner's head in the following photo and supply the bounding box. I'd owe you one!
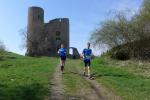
[87,42,91,49]
[61,43,64,48]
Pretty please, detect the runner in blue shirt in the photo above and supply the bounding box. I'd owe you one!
[82,42,92,77]
[58,44,67,73]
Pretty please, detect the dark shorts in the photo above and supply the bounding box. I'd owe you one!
[84,60,91,67]
[60,56,66,61]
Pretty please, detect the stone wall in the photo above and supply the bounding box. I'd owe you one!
[26,7,69,56]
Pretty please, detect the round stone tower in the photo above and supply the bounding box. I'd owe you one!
[27,7,44,56]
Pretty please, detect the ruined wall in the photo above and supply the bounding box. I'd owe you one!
[60,18,69,54]
[44,18,69,56]
[26,7,69,56]
[69,47,80,59]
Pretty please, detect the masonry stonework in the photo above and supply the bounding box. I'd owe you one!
[26,7,69,56]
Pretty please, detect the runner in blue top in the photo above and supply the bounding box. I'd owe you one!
[58,43,67,73]
[82,42,92,77]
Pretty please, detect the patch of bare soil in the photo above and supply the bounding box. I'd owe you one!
[47,64,121,100]
[77,67,121,100]
[48,65,64,100]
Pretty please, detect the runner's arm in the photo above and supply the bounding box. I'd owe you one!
[57,49,60,54]
[82,49,85,59]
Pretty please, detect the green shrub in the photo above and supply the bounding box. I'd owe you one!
[0,50,5,60]
[111,47,130,60]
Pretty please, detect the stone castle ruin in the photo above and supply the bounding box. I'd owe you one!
[26,6,79,58]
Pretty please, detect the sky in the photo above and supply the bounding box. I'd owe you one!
[0,0,143,55]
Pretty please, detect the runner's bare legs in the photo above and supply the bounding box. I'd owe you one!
[60,59,65,72]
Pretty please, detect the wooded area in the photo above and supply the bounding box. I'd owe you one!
[90,0,150,60]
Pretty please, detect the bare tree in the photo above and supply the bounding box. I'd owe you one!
[19,27,27,50]
[19,27,46,56]
[0,40,6,60]
[19,27,37,56]
[0,40,5,51]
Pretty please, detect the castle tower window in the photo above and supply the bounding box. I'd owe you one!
[56,37,61,41]
[38,15,40,20]
[56,31,61,36]
[38,14,43,21]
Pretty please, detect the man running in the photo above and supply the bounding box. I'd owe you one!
[82,42,92,77]
[58,43,67,73]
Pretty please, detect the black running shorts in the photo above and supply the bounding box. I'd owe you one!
[60,56,66,61]
[84,60,91,67]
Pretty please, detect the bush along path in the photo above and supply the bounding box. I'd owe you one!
[49,59,121,100]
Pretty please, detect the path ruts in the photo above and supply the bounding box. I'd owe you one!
[73,58,121,100]
[48,59,121,100]
[49,65,64,100]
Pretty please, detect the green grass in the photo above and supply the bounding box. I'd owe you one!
[0,52,58,100]
[92,57,150,100]
[1,51,150,100]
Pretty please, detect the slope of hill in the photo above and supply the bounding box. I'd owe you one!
[0,52,58,100]
[91,54,150,100]
[1,51,150,100]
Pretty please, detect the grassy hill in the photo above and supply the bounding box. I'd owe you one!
[0,51,150,100]
[91,54,150,100]
[0,52,58,100]
[62,55,150,100]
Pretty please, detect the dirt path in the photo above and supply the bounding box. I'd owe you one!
[76,66,121,100]
[81,73,121,100]
[66,69,102,100]
[49,65,64,100]
[48,59,121,100]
